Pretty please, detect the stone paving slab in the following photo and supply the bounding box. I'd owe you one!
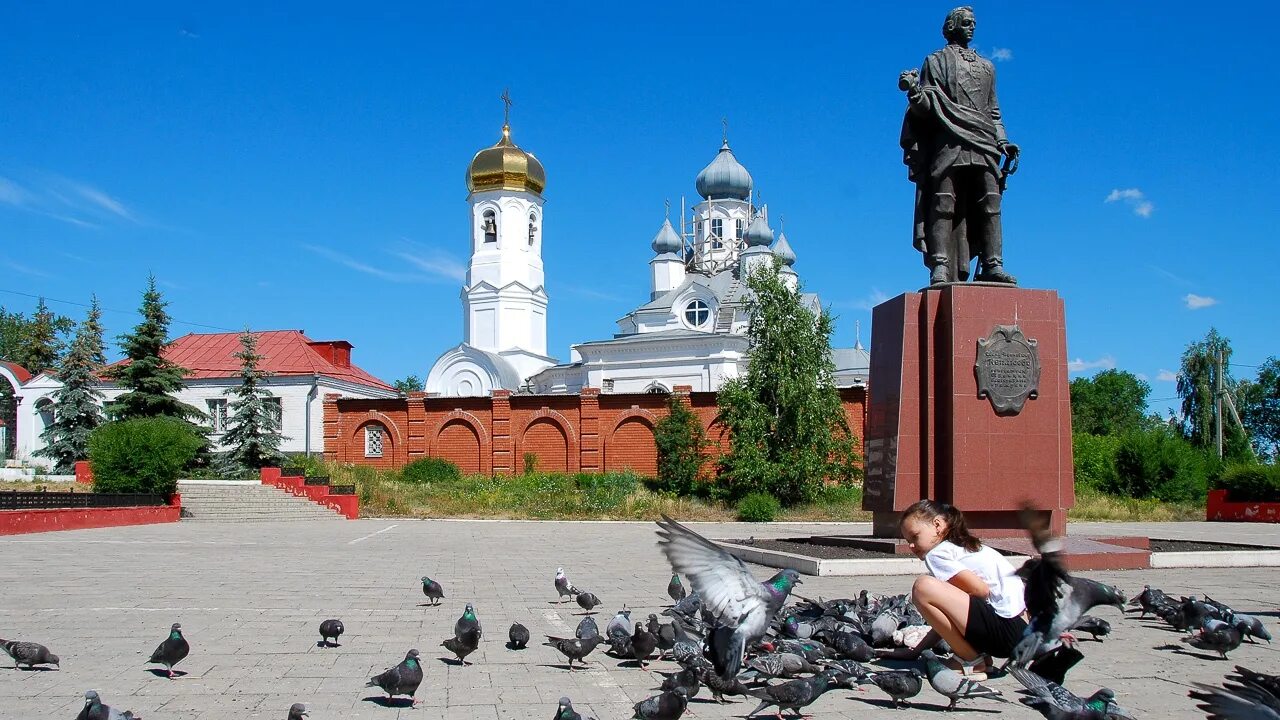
[1,518,1278,719]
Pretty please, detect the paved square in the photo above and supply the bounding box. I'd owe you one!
[1,519,1277,719]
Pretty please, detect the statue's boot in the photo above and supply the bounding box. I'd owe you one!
[974,192,1016,284]
[929,262,951,285]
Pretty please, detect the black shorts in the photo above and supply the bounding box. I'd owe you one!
[963,596,1027,658]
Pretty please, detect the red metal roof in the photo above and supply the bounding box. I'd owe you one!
[0,360,33,385]
[107,331,394,392]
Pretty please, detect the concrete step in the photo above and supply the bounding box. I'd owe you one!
[176,481,347,522]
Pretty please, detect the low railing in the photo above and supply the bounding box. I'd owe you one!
[303,476,330,486]
[329,485,356,496]
[0,491,167,511]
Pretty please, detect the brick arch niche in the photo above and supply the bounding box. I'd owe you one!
[348,413,403,467]
[435,418,485,474]
[605,414,658,476]
[520,415,574,473]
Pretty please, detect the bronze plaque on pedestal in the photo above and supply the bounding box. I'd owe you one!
[974,324,1040,415]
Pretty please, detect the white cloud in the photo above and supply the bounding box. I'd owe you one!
[1184,293,1218,310]
[852,288,891,311]
[2,260,50,278]
[1157,369,1179,382]
[394,249,466,283]
[991,47,1013,62]
[1135,372,1149,381]
[69,182,137,222]
[0,177,34,207]
[1105,187,1155,218]
[1067,355,1117,373]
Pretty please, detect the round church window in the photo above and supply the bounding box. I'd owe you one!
[683,299,711,328]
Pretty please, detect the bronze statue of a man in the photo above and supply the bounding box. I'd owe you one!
[900,6,1019,286]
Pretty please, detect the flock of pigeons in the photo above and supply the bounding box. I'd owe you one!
[1,511,1276,718]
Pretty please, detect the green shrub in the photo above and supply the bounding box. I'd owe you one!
[1072,433,1121,491]
[283,453,328,477]
[1216,464,1280,502]
[817,483,863,505]
[575,471,641,512]
[737,491,781,522]
[523,452,538,475]
[88,418,204,495]
[1111,426,1211,503]
[654,395,708,497]
[400,457,462,485]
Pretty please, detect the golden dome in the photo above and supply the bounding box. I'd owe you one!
[465,124,546,195]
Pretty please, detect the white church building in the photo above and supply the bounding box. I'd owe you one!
[425,120,868,397]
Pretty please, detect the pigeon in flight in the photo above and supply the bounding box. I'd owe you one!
[366,649,423,705]
[1189,670,1280,720]
[318,619,344,647]
[1012,506,1126,667]
[421,576,445,605]
[1010,667,1135,719]
[77,690,141,720]
[655,514,802,681]
[0,638,59,670]
[147,623,189,679]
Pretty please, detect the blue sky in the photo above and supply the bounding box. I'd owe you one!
[2,2,1276,412]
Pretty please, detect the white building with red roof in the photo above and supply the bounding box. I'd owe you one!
[3,330,396,465]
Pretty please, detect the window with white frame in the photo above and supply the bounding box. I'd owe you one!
[735,218,745,242]
[364,425,384,458]
[207,399,228,433]
[710,218,724,249]
[683,299,711,328]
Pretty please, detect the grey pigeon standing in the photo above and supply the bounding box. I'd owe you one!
[655,666,701,697]
[745,667,850,717]
[318,619,344,647]
[576,591,602,613]
[632,686,689,719]
[576,616,600,639]
[543,634,604,670]
[1230,613,1273,643]
[1070,616,1111,641]
[1010,668,1135,719]
[554,696,596,720]
[630,623,659,669]
[1182,621,1243,659]
[0,638,59,670]
[442,630,481,666]
[454,603,482,639]
[421,576,444,605]
[147,623,189,679]
[921,650,1007,710]
[287,703,308,720]
[859,669,925,708]
[699,665,755,704]
[555,567,579,603]
[667,574,687,603]
[365,649,423,705]
[508,623,530,649]
[655,515,802,681]
[607,608,634,650]
[1126,585,1166,618]
[77,690,141,720]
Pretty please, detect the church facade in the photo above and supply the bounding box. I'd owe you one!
[425,120,868,398]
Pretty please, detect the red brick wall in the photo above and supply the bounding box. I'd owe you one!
[324,386,867,477]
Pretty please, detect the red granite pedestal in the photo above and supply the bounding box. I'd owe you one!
[863,284,1075,538]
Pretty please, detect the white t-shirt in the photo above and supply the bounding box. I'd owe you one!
[924,540,1027,619]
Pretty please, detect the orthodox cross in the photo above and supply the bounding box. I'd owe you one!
[721,117,728,144]
[665,199,671,221]
[501,88,512,126]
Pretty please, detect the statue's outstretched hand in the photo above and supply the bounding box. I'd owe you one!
[898,69,920,93]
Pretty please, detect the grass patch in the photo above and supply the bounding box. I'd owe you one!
[0,480,90,493]
[1067,486,1204,522]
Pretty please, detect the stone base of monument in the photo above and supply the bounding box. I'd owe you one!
[860,285,1149,562]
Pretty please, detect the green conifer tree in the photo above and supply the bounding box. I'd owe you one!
[219,330,285,473]
[105,276,203,422]
[36,298,107,472]
[716,260,861,505]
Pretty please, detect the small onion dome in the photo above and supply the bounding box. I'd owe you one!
[651,218,682,255]
[744,215,774,247]
[694,141,752,200]
[773,231,796,266]
[466,124,546,195]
